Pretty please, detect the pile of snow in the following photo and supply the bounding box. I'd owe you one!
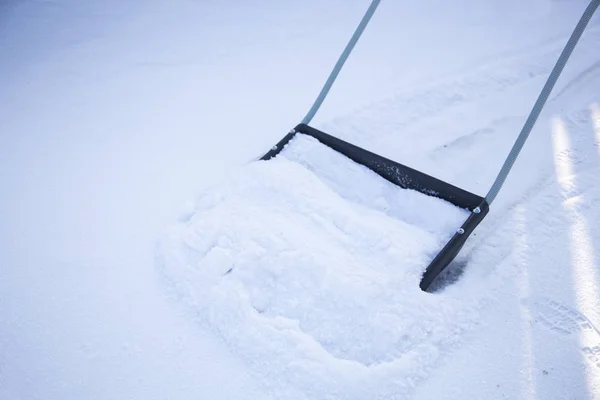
[158,134,476,397]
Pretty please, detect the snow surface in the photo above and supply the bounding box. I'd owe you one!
[2,0,600,399]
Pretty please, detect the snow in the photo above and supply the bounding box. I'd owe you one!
[2,0,600,399]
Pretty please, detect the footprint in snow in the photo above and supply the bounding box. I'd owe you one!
[525,296,600,370]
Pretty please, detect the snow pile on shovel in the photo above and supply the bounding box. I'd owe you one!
[157,134,473,398]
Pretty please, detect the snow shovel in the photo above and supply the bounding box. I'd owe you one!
[261,0,598,291]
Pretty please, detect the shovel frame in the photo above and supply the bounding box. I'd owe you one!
[261,123,489,291]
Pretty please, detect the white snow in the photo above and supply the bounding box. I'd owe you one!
[2,0,600,399]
